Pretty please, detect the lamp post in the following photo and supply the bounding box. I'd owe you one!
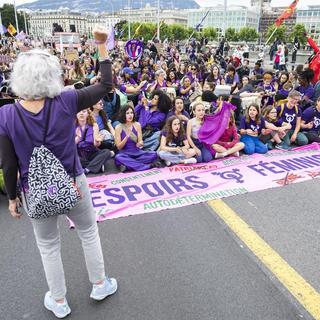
[157,0,160,41]
[128,0,131,39]
[13,0,20,33]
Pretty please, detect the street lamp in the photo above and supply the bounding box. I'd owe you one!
[13,0,20,33]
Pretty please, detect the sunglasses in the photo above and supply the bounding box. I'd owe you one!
[191,68,197,70]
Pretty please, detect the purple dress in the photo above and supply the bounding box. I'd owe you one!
[115,126,157,171]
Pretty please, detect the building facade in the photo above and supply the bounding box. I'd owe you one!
[186,6,259,34]
[296,6,320,45]
[29,9,120,37]
[259,7,297,41]
[118,4,188,26]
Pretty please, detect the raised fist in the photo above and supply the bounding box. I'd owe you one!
[93,26,108,43]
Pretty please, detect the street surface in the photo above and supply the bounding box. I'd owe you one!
[1,177,319,320]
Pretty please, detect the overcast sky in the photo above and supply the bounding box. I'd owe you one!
[0,0,316,8]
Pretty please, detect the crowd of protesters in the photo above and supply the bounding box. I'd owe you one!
[1,32,320,176]
[0,26,320,319]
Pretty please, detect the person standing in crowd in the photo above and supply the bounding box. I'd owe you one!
[291,37,300,70]
[0,27,117,318]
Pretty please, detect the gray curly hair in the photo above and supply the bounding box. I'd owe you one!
[10,49,64,100]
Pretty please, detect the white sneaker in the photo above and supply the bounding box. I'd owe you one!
[215,152,227,159]
[44,292,71,319]
[90,277,118,301]
[184,157,197,164]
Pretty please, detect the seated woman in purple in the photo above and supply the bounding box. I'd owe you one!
[205,64,225,86]
[240,104,268,155]
[186,63,203,85]
[90,100,115,149]
[297,69,315,111]
[114,105,158,172]
[274,72,289,92]
[258,72,276,108]
[167,70,180,92]
[166,97,190,129]
[149,69,167,92]
[75,109,114,174]
[135,90,171,151]
[179,76,195,101]
[224,65,239,94]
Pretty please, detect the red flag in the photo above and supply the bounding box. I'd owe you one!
[275,0,299,26]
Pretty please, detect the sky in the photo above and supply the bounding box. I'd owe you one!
[0,0,316,8]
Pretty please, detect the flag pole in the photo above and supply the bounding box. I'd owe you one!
[13,0,20,33]
[265,26,278,46]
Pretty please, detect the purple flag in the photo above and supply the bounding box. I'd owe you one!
[106,26,115,51]
[0,24,7,35]
[198,102,236,145]
[16,31,26,41]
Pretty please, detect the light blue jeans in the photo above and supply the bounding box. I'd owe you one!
[158,150,187,164]
[25,174,106,300]
[143,131,161,151]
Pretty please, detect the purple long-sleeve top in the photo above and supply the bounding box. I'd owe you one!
[135,103,166,130]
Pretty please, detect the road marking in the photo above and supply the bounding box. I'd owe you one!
[208,199,320,320]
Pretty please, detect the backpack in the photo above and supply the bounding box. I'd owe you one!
[115,88,128,107]
[15,101,81,219]
[279,103,298,117]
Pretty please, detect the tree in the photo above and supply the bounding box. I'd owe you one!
[169,24,189,41]
[238,27,259,42]
[225,28,239,41]
[265,25,287,44]
[290,23,307,45]
[0,4,25,33]
[201,27,218,41]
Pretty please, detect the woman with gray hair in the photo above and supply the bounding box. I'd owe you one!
[0,27,117,318]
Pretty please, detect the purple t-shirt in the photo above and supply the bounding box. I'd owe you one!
[0,90,83,187]
[302,106,320,131]
[240,116,266,135]
[276,104,302,130]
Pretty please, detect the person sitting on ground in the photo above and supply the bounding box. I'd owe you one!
[158,115,197,166]
[240,104,268,155]
[261,105,291,150]
[90,100,115,149]
[297,69,315,111]
[75,109,114,174]
[114,105,159,172]
[276,90,308,147]
[135,90,171,151]
[211,111,245,159]
[166,96,190,129]
[301,97,320,143]
[186,102,213,163]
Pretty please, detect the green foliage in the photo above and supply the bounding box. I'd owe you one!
[225,28,239,41]
[238,27,259,42]
[265,25,287,43]
[290,23,307,45]
[0,4,25,33]
[201,27,218,41]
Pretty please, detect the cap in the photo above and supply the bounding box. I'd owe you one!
[122,67,134,75]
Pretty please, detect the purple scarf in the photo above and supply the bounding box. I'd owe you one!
[198,102,236,145]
